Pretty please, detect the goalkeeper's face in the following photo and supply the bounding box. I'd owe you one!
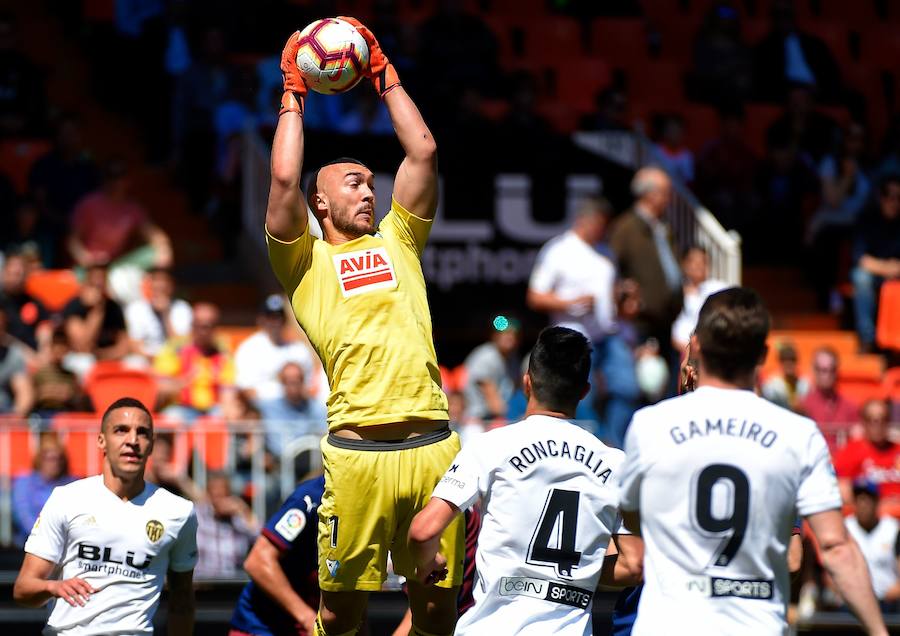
[319,163,377,238]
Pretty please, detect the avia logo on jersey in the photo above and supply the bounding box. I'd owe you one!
[332,247,397,298]
[498,577,593,609]
[77,543,153,572]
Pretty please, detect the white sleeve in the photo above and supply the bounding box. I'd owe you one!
[170,300,193,337]
[528,245,557,294]
[124,302,147,340]
[23,488,68,564]
[168,507,199,572]
[618,413,646,513]
[797,427,843,517]
[234,342,256,390]
[594,261,616,332]
[431,444,486,512]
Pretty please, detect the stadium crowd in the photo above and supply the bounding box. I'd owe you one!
[3,0,900,624]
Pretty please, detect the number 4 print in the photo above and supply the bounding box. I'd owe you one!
[527,489,582,579]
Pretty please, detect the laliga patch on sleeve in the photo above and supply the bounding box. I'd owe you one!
[274,508,307,541]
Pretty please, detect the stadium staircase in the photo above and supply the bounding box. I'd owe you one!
[9,0,261,324]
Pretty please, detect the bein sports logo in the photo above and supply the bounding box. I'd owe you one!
[498,576,548,600]
[332,247,397,298]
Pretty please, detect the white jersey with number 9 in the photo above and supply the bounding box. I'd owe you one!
[619,387,842,636]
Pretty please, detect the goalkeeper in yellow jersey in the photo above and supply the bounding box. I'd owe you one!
[266,17,464,636]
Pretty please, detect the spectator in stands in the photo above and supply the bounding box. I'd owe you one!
[651,113,694,185]
[125,267,192,360]
[235,295,314,402]
[1,199,55,269]
[671,246,730,352]
[835,399,900,509]
[687,1,752,104]
[62,263,129,374]
[258,362,327,457]
[766,83,839,163]
[0,305,33,415]
[579,86,629,132]
[761,341,810,412]
[807,121,872,310]
[751,0,842,104]
[750,126,819,264]
[851,174,900,353]
[145,433,200,501]
[842,480,900,612]
[610,167,683,359]
[154,301,235,422]
[527,196,638,444]
[463,316,521,422]
[194,471,259,579]
[801,347,858,439]
[695,103,759,234]
[31,329,85,416]
[11,435,73,546]
[28,113,100,227]
[68,158,173,297]
[0,252,49,352]
[0,12,47,136]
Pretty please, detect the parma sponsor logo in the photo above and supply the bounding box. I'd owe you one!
[146,520,165,543]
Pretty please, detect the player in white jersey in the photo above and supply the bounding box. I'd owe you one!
[409,327,642,635]
[14,397,198,635]
[618,287,887,636]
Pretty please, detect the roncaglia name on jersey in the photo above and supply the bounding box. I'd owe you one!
[509,439,613,483]
[669,418,778,449]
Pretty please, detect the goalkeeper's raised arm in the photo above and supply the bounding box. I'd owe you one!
[266,30,309,242]
[340,16,438,222]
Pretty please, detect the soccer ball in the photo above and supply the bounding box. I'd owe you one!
[296,18,369,94]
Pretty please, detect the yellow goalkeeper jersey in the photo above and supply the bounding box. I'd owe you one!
[266,198,448,430]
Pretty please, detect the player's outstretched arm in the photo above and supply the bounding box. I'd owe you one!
[266,32,310,242]
[13,553,97,608]
[341,17,438,220]
[409,497,459,585]
[807,509,888,636]
[166,569,195,636]
[244,535,318,634]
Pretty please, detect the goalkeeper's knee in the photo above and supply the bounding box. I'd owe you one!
[313,614,358,636]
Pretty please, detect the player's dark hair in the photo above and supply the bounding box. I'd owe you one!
[101,397,154,432]
[681,244,708,260]
[527,327,591,413]
[695,287,770,382]
[305,156,367,209]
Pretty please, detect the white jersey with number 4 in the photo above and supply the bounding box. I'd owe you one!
[619,387,842,636]
[432,415,625,635]
[24,476,198,636]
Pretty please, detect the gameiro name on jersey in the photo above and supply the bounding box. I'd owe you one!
[431,414,625,636]
[619,386,842,636]
[24,476,198,636]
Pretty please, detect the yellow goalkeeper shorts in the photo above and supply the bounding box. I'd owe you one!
[317,428,465,592]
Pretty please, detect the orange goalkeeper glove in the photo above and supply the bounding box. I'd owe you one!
[280,30,308,115]
[338,16,401,97]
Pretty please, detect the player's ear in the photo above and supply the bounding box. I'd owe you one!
[756,343,769,367]
[97,430,106,453]
[579,381,590,401]
[523,372,532,399]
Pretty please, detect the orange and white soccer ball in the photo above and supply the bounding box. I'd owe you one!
[296,18,369,94]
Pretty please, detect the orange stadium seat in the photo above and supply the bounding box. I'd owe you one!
[82,0,114,22]
[876,281,900,352]
[883,368,900,401]
[84,366,159,414]
[52,413,103,478]
[192,416,230,471]
[815,0,878,29]
[24,269,81,312]
[591,18,650,63]
[0,139,51,194]
[0,416,35,478]
[555,57,612,112]
[860,24,900,68]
